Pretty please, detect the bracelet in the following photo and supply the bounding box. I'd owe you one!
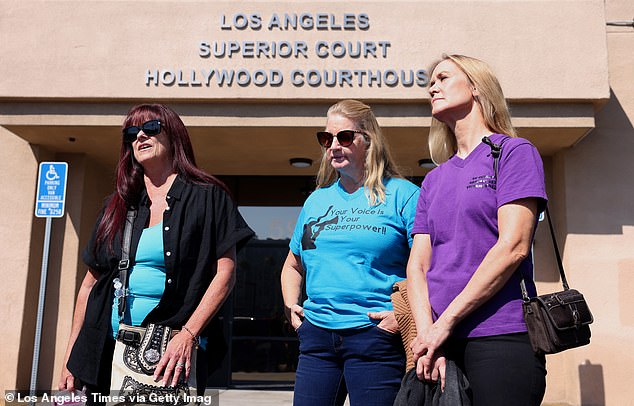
[182,325,200,349]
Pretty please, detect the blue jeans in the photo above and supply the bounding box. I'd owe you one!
[294,319,405,406]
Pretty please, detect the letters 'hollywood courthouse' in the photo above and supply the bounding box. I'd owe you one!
[1,1,633,405]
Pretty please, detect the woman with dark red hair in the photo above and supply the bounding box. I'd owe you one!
[58,104,253,403]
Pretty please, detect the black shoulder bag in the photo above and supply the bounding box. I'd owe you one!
[483,136,594,355]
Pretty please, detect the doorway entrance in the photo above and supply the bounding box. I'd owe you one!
[211,176,313,389]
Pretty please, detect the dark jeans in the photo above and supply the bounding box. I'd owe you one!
[446,333,547,406]
[294,319,405,406]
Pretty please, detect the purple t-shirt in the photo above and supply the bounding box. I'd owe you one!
[412,134,547,338]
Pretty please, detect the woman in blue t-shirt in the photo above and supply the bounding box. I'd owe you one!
[281,99,419,405]
[407,54,547,405]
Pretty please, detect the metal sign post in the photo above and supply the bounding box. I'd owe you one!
[30,162,68,404]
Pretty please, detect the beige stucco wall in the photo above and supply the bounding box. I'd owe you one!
[0,128,39,397]
[0,144,112,399]
[540,1,634,403]
[0,1,609,102]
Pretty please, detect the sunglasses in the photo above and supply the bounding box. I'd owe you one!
[122,119,161,143]
[316,130,366,148]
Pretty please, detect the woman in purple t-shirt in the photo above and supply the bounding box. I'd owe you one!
[407,54,547,405]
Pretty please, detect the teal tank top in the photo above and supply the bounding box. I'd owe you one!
[111,222,165,337]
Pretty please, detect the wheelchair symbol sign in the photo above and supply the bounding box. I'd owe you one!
[45,165,61,181]
[35,162,68,218]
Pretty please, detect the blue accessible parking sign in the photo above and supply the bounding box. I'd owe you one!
[35,162,68,218]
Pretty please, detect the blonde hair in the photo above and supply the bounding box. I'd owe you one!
[428,54,517,164]
[316,99,402,206]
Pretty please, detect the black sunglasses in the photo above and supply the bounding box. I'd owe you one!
[122,119,161,143]
[316,130,365,148]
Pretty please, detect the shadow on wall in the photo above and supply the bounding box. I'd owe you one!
[16,145,63,392]
[579,360,605,406]
[564,89,634,235]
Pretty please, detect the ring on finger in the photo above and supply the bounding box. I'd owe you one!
[176,362,185,368]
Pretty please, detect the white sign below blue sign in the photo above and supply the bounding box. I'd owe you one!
[35,162,68,218]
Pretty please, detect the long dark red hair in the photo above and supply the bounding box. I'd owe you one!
[95,104,227,251]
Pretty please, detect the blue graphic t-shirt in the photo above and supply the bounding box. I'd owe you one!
[290,177,419,329]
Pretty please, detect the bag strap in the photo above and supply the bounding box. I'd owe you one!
[482,136,570,301]
[543,208,570,291]
[481,136,502,183]
[117,209,137,321]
